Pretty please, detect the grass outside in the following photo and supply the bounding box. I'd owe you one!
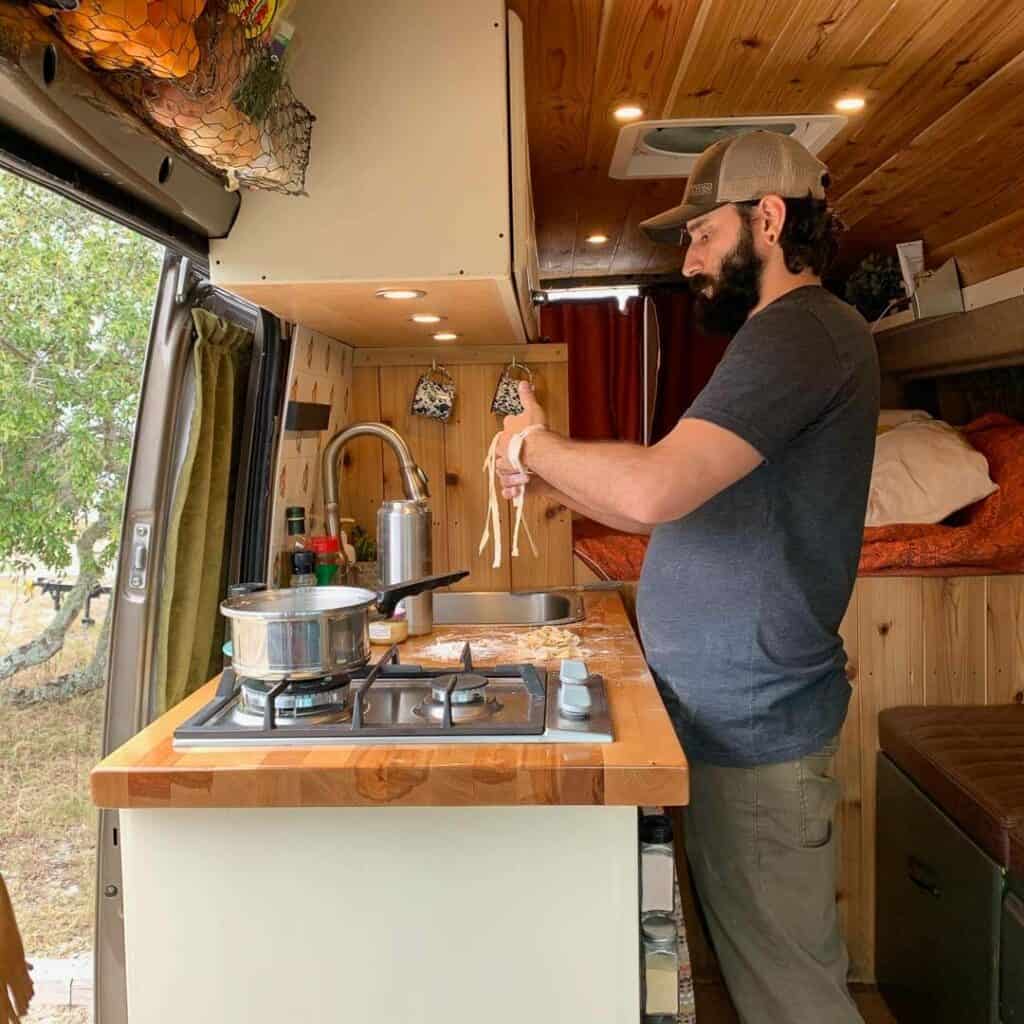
[1,574,107,960]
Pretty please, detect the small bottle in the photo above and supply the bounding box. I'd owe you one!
[639,814,675,916]
[279,506,308,587]
[641,912,679,1018]
[309,535,341,586]
[290,549,317,588]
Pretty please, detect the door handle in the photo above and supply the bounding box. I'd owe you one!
[907,855,942,899]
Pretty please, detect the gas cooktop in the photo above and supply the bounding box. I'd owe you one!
[172,643,613,749]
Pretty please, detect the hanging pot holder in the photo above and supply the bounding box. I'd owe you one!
[491,360,534,416]
[410,363,456,421]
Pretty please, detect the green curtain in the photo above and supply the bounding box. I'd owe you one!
[154,308,252,714]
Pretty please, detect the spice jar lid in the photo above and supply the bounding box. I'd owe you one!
[309,535,340,554]
[641,912,677,950]
[639,814,673,845]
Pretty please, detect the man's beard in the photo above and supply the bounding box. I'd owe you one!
[689,220,762,336]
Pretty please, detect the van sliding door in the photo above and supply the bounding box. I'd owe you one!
[95,251,284,1024]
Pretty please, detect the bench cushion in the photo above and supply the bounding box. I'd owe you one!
[878,705,1024,868]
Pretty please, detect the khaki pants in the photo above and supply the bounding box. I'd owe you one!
[682,738,864,1024]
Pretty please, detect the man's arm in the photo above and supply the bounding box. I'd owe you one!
[530,479,652,535]
[498,385,764,527]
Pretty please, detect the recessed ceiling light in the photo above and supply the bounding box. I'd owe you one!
[834,96,865,112]
[433,332,459,342]
[375,288,426,300]
[613,104,644,122]
[586,233,609,245]
[410,313,444,324]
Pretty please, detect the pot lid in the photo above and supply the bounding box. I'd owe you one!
[220,586,379,620]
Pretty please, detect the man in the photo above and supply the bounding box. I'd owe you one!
[496,131,879,1023]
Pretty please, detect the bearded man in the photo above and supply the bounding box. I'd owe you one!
[496,131,879,1024]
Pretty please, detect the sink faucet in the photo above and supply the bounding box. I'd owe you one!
[322,422,430,541]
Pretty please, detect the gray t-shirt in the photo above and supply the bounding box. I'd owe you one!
[637,285,879,767]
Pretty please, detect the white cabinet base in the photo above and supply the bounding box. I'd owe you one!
[120,805,639,1023]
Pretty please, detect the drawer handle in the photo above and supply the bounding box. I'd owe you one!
[907,856,942,899]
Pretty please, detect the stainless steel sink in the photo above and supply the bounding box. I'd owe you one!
[432,591,584,627]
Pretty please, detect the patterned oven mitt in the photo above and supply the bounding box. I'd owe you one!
[410,363,456,422]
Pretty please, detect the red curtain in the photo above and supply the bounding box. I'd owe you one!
[537,289,729,445]
[539,299,645,443]
[648,286,730,442]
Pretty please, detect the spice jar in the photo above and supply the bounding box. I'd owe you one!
[290,549,317,588]
[309,535,342,586]
[641,912,679,1018]
[639,813,675,915]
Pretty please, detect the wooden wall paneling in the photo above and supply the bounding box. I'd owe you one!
[825,1,1024,197]
[986,576,1024,705]
[930,207,1024,287]
[921,577,987,705]
[571,0,703,278]
[835,586,869,981]
[509,361,574,590]
[836,49,1024,234]
[377,366,450,576]
[338,365,384,542]
[444,364,512,591]
[855,577,924,979]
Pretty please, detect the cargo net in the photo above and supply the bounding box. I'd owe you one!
[25,0,314,193]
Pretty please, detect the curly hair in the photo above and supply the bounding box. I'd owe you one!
[777,194,845,277]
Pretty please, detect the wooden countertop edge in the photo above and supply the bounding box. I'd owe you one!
[90,763,689,809]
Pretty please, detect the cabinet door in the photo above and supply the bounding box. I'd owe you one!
[875,753,1002,1024]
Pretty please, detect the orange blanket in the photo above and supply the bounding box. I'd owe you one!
[573,414,1024,579]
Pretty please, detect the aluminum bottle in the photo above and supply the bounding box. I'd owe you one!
[377,499,433,634]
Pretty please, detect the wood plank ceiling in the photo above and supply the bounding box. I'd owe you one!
[509,0,1024,286]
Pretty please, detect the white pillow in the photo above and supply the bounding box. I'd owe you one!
[877,408,932,433]
[867,419,998,527]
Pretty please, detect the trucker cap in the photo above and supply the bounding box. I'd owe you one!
[639,130,830,245]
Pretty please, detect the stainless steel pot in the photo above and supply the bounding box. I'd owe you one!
[220,571,467,681]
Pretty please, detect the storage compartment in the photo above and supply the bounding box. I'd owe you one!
[209,0,538,348]
[1003,887,1024,1023]
[875,752,1003,1024]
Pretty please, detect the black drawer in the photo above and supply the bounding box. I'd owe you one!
[1003,891,1024,1023]
[876,753,1003,1024]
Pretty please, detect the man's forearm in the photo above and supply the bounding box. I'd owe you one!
[532,480,652,535]
[522,430,661,525]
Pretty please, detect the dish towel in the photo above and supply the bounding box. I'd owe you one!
[479,431,539,568]
[0,873,33,1022]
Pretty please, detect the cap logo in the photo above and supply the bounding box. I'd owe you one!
[690,181,714,196]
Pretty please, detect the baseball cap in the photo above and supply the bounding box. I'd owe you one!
[639,130,830,245]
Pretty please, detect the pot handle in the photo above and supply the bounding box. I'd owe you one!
[375,570,469,618]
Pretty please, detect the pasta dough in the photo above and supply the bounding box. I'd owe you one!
[479,432,538,569]
[518,627,582,661]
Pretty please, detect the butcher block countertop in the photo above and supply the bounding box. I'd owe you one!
[90,592,687,809]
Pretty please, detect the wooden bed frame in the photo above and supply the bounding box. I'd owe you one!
[575,556,1024,983]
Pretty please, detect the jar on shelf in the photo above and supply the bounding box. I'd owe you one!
[309,535,342,586]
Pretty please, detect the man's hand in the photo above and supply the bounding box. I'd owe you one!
[496,382,548,497]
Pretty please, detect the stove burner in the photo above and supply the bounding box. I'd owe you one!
[238,675,349,718]
[430,672,490,705]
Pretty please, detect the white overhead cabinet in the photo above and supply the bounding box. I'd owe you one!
[210,0,539,348]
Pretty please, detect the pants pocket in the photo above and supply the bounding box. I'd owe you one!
[798,738,840,849]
